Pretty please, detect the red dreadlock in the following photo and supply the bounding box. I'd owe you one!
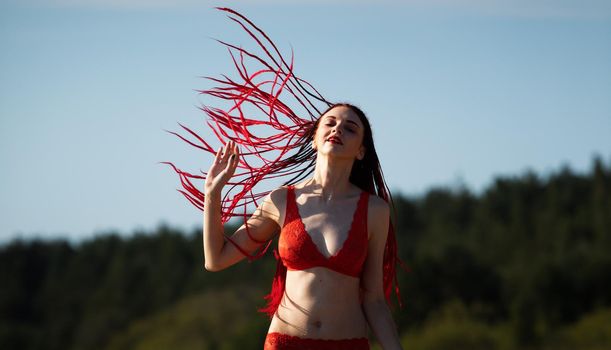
[160,6,407,318]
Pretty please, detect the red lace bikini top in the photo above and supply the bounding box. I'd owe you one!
[278,185,370,277]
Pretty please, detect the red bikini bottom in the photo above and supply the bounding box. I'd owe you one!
[264,332,370,350]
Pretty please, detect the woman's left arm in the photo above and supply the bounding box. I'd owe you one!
[361,197,403,350]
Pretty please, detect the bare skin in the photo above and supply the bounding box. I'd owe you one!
[268,180,370,338]
[203,106,402,349]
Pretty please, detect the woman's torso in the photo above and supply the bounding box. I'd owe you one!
[267,183,370,339]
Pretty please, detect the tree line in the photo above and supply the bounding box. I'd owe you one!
[1,154,610,349]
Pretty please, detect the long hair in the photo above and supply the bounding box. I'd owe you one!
[160,7,405,313]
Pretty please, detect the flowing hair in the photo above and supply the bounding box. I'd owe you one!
[160,6,406,317]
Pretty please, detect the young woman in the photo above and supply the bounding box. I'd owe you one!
[203,102,402,349]
[164,7,404,350]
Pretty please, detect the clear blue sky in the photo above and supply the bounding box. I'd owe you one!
[1,1,610,244]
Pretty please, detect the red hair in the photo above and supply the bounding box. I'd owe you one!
[160,7,407,318]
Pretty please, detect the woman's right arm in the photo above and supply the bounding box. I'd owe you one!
[202,140,281,271]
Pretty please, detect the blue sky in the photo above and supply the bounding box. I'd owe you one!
[1,1,610,244]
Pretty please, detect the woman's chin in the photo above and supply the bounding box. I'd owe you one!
[318,150,355,160]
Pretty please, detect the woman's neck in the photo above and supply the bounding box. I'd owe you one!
[308,155,355,202]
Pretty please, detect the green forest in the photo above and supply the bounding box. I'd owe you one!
[2,154,610,350]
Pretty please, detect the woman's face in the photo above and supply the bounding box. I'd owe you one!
[312,106,365,161]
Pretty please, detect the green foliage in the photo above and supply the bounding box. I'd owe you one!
[1,153,610,349]
[544,307,611,350]
[400,299,507,350]
[103,287,268,350]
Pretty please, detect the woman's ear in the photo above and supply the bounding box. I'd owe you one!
[357,145,365,160]
[311,140,317,151]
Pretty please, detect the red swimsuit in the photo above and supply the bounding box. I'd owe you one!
[263,185,371,350]
[278,184,369,276]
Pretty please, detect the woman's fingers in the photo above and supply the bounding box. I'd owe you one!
[210,140,238,181]
[206,141,238,192]
[214,141,230,166]
[221,142,229,162]
[231,146,239,170]
[223,143,239,176]
[214,146,222,163]
[222,140,234,163]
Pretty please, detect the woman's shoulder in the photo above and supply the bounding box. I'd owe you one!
[265,180,310,207]
[366,192,390,217]
[265,186,290,207]
[365,193,390,241]
[256,186,290,228]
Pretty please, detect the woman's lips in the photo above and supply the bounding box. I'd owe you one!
[327,137,343,144]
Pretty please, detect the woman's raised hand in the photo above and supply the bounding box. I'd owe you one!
[204,140,240,196]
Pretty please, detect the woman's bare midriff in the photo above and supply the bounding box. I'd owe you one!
[267,267,369,339]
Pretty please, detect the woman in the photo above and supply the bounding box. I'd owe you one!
[202,102,403,349]
[164,7,404,349]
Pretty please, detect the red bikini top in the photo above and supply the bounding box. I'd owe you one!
[278,185,369,277]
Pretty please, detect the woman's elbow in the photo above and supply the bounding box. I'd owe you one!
[204,260,224,272]
[362,293,387,309]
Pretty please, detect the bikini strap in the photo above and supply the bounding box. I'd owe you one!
[282,185,297,228]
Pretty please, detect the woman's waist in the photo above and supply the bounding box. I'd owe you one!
[269,268,367,337]
[284,267,361,298]
[269,303,368,339]
[278,293,365,318]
